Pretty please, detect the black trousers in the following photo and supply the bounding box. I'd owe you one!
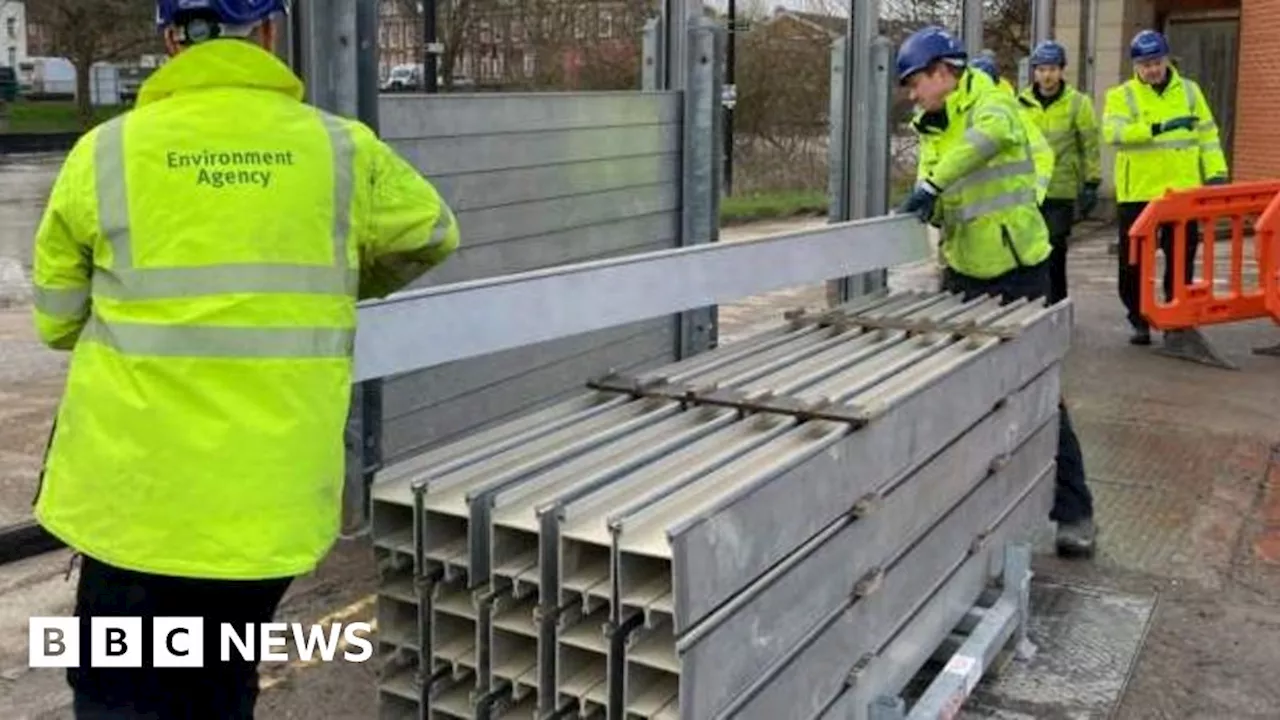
[68,554,294,720]
[1040,199,1076,305]
[942,261,1095,525]
[1116,201,1201,331]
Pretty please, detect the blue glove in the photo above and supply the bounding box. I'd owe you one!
[1078,182,1099,218]
[897,181,939,224]
[1153,116,1198,134]
[1205,176,1228,186]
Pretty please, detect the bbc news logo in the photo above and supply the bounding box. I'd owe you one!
[29,617,374,668]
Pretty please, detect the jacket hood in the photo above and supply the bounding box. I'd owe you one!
[137,39,305,107]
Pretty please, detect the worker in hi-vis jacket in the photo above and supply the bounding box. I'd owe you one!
[29,0,459,716]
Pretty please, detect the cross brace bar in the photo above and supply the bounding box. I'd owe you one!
[352,214,929,381]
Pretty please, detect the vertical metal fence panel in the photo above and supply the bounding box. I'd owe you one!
[374,91,687,463]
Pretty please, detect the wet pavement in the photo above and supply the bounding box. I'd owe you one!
[1,159,1279,718]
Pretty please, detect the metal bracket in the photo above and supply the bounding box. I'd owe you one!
[584,372,871,426]
[869,542,1035,720]
[677,17,724,359]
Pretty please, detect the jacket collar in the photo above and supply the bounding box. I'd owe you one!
[948,68,991,116]
[136,39,305,107]
[1132,64,1183,96]
[911,68,996,134]
[1019,82,1071,108]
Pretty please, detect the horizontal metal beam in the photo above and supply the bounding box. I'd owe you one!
[352,214,928,381]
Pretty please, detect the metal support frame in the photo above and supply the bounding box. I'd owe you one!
[643,12,723,360]
[960,0,984,56]
[1030,0,1054,50]
[292,0,385,538]
[641,17,665,92]
[1025,0,1054,88]
[1082,0,1100,94]
[870,543,1034,720]
[679,18,725,358]
[828,0,893,306]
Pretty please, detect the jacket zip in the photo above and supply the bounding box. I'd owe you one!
[1001,226,1025,268]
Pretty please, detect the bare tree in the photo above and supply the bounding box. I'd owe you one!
[27,0,160,125]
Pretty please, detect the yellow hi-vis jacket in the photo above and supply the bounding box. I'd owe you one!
[1018,84,1103,201]
[29,39,460,580]
[1102,66,1228,203]
[911,69,1053,280]
[916,84,1055,205]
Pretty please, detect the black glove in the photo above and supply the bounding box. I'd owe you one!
[1152,116,1198,135]
[1205,176,1228,186]
[1078,182,1099,218]
[897,181,939,224]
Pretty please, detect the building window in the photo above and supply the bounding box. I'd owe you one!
[6,47,14,68]
[599,10,613,39]
[6,17,15,39]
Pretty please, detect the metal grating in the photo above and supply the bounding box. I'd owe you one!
[369,289,1070,719]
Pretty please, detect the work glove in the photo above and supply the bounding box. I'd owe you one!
[897,180,939,224]
[1152,116,1198,135]
[1078,182,1099,218]
[1205,176,1229,186]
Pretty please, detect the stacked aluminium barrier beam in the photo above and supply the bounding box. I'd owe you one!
[369,289,1070,720]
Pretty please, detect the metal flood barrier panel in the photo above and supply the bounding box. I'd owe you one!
[373,90,687,464]
[368,289,1070,719]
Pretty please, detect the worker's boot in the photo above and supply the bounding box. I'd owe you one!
[1129,326,1151,346]
[1056,518,1096,558]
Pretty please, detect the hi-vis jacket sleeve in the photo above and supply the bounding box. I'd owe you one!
[928,99,1019,191]
[1190,82,1228,180]
[31,136,95,351]
[1102,85,1154,147]
[1075,93,1103,184]
[358,135,461,300]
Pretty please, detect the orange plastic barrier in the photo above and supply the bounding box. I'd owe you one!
[1127,181,1280,331]
[1259,189,1280,323]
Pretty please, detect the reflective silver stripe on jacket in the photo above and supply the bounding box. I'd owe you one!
[950,159,1035,191]
[948,100,1039,223]
[80,316,355,358]
[1115,80,1203,152]
[34,286,91,318]
[957,188,1039,221]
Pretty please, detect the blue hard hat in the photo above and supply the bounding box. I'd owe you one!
[156,0,288,28]
[896,26,967,84]
[970,55,999,83]
[1030,40,1067,67]
[1130,30,1169,61]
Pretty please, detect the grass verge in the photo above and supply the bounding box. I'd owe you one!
[720,190,828,225]
[0,101,128,134]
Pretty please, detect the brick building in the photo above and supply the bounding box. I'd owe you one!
[1232,0,1278,181]
[377,0,644,89]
